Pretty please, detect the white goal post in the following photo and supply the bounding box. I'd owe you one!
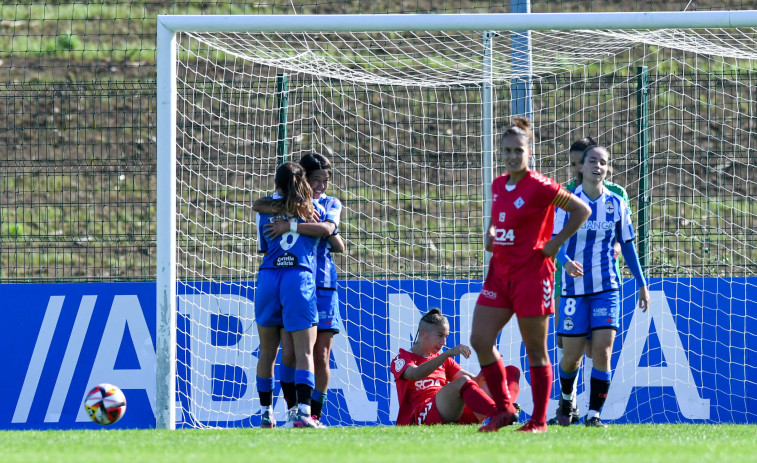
[157,12,757,429]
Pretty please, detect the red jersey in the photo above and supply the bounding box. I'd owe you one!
[391,348,462,425]
[489,170,570,279]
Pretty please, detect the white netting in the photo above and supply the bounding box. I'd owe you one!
[169,24,757,427]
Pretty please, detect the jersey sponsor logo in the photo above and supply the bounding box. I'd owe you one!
[493,194,498,202]
[514,197,525,209]
[274,253,298,267]
[499,212,506,222]
[532,172,552,185]
[394,358,405,372]
[493,228,515,243]
[414,378,442,391]
[581,220,614,231]
[480,289,498,299]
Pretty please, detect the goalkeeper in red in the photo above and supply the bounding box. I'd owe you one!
[391,308,521,426]
[470,117,590,433]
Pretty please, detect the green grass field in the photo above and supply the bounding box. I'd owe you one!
[1,424,755,463]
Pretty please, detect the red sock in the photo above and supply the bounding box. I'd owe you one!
[529,364,552,426]
[479,359,515,413]
[460,380,497,417]
[505,365,521,403]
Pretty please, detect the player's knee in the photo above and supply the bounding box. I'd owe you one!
[469,332,490,353]
[458,378,478,396]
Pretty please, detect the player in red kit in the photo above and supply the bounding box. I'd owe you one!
[391,309,521,426]
[471,117,591,433]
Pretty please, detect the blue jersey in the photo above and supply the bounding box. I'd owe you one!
[314,194,342,289]
[553,185,635,296]
[256,199,326,273]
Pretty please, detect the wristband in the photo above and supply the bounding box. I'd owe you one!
[331,227,339,236]
[289,221,298,233]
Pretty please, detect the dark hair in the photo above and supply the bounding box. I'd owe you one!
[420,308,447,327]
[501,116,533,144]
[413,308,448,344]
[580,144,610,164]
[274,162,315,220]
[300,152,332,177]
[569,137,597,153]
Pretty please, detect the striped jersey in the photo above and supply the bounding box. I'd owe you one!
[489,170,571,279]
[553,185,635,296]
[256,198,326,273]
[315,194,343,289]
[565,178,631,214]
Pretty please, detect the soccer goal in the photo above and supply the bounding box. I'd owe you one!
[156,12,757,429]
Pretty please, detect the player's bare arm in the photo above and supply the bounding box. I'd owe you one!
[253,197,282,214]
[264,220,336,239]
[543,194,591,257]
[402,344,470,381]
[328,234,345,253]
[638,286,650,313]
[484,220,495,252]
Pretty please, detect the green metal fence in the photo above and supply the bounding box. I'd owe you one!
[1,1,755,282]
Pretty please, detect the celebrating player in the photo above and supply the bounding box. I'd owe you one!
[552,145,650,427]
[470,117,591,433]
[391,308,521,426]
[255,152,344,427]
[549,136,632,425]
[254,161,334,429]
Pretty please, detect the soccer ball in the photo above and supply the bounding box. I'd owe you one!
[84,383,127,425]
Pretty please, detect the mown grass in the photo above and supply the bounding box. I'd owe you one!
[0,424,755,463]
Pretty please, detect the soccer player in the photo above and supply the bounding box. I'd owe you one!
[552,145,650,427]
[391,308,521,426]
[471,117,591,433]
[254,161,334,429]
[549,136,631,425]
[254,152,344,427]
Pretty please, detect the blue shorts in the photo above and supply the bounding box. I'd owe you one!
[316,288,341,333]
[557,290,619,337]
[254,268,318,332]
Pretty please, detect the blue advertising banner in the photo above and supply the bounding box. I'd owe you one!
[0,278,755,429]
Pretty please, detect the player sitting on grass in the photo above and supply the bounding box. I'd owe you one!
[391,308,521,426]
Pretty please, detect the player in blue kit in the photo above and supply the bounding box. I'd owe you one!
[254,161,336,429]
[552,145,650,427]
[254,152,344,427]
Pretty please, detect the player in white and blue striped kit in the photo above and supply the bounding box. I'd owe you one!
[552,145,650,427]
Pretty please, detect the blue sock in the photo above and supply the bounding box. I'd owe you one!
[256,376,275,407]
[280,364,296,383]
[294,370,315,388]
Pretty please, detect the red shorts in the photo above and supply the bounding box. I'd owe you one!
[476,266,555,317]
[411,398,483,425]
[412,397,443,425]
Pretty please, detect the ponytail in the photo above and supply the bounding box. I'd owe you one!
[274,162,315,220]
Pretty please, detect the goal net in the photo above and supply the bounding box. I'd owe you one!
[157,13,757,428]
